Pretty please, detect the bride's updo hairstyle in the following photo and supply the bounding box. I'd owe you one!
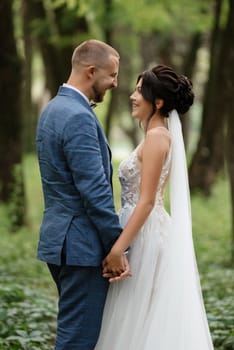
[138,64,194,118]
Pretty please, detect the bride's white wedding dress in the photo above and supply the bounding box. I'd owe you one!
[95,114,214,350]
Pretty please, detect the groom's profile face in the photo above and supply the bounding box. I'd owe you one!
[92,56,119,102]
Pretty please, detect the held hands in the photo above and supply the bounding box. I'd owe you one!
[102,250,132,283]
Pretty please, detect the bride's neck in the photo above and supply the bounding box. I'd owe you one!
[144,113,167,132]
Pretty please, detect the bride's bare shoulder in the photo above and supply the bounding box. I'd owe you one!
[145,127,171,148]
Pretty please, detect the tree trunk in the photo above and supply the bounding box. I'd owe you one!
[109,29,140,148]
[103,0,116,140]
[101,0,139,147]
[0,0,25,228]
[189,0,226,195]
[21,0,35,153]
[224,0,234,265]
[28,0,89,98]
[182,32,202,148]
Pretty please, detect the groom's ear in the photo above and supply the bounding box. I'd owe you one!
[155,98,164,110]
[86,65,96,80]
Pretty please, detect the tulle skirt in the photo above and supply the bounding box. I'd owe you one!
[95,204,214,350]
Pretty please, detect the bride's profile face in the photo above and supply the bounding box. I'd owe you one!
[130,79,153,122]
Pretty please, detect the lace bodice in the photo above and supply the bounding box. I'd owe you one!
[118,147,171,208]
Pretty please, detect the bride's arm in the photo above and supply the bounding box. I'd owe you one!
[105,129,170,274]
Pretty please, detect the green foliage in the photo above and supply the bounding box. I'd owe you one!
[28,0,91,48]
[0,156,233,349]
[0,225,56,350]
[0,280,56,350]
[203,270,234,349]
[7,163,25,231]
[0,155,56,350]
[192,177,234,349]
[108,0,213,34]
[44,0,213,37]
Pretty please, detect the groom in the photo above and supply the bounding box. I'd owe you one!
[36,39,129,349]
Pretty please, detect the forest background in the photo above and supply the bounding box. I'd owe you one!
[0,0,234,349]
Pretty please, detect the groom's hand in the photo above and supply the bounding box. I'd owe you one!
[108,255,132,283]
[102,249,125,275]
[102,254,131,283]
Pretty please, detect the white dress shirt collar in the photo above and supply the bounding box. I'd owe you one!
[62,83,89,105]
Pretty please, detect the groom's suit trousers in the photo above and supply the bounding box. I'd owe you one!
[48,263,109,350]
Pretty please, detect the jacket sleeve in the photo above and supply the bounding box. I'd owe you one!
[63,112,122,254]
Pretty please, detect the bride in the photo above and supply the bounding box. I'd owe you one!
[95,64,214,349]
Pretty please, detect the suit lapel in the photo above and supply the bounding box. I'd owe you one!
[58,86,113,182]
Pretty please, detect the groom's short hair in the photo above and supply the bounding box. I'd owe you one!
[71,39,120,69]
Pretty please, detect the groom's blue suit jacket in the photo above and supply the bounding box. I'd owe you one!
[36,86,122,266]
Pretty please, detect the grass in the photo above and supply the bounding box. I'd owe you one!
[191,178,234,349]
[0,155,233,349]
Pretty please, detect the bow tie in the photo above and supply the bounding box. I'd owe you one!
[90,102,97,109]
